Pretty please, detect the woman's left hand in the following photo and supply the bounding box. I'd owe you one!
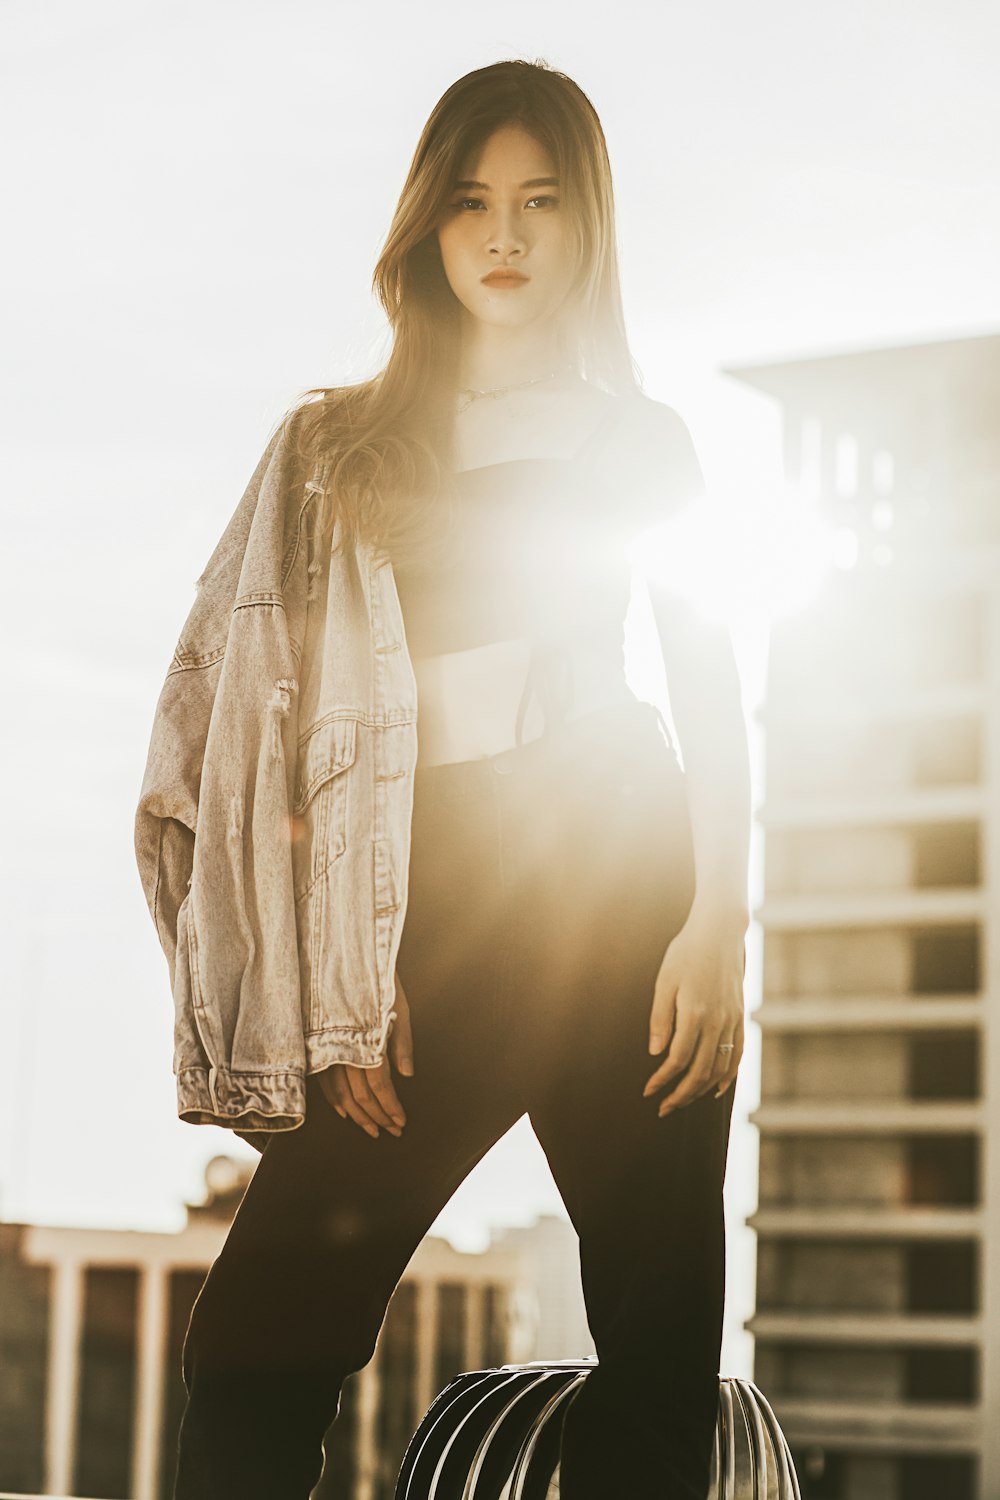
[642,907,746,1115]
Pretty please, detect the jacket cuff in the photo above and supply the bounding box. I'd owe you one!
[304,1020,394,1073]
[176,1065,306,1133]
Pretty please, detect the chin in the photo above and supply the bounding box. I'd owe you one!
[470,298,552,329]
[479,312,544,330]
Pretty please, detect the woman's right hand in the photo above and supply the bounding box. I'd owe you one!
[316,972,414,1138]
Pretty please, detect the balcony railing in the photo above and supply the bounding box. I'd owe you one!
[751,1099,985,1133]
[757,887,987,928]
[754,995,983,1031]
[748,1205,984,1239]
[748,1310,984,1345]
[760,785,986,829]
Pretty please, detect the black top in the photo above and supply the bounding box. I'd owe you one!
[393,394,706,744]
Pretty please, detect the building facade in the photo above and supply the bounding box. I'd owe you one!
[730,333,1000,1500]
[490,1216,596,1364]
[0,1159,591,1500]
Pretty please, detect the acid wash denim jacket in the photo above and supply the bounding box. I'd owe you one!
[134,416,418,1144]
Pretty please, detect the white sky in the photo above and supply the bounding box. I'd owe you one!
[2,0,999,1377]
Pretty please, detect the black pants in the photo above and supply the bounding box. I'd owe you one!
[174,700,735,1499]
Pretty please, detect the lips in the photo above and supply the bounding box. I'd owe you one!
[481,270,529,286]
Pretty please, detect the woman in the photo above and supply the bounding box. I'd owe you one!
[136,58,749,1500]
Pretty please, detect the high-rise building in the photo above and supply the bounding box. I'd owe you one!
[728,333,1000,1500]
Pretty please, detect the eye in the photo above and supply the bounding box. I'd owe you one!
[451,197,486,212]
[526,195,559,209]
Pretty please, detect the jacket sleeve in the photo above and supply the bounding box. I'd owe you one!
[134,427,284,988]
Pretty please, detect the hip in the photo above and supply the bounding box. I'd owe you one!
[409,696,694,900]
[411,638,635,766]
[399,696,698,1032]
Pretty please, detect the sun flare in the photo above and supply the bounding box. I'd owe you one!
[625,486,849,627]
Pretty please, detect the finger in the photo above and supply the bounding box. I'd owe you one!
[715,1054,739,1093]
[366,1062,407,1127]
[658,1032,728,1115]
[389,1003,415,1079]
[347,1067,402,1135]
[331,1073,380,1138]
[659,1029,733,1113]
[317,1067,348,1118]
[347,1073,399,1133]
[339,1091,382,1138]
[710,1032,743,1092]
[642,1016,701,1097]
[648,986,678,1057]
[715,1017,746,1097]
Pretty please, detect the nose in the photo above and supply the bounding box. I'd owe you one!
[487,206,527,258]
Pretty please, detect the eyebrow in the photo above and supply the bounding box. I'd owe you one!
[453,177,559,191]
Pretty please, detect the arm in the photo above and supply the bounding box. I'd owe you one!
[134,427,284,982]
[316,974,415,1139]
[624,396,750,1111]
[642,585,750,1111]
[655,590,751,934]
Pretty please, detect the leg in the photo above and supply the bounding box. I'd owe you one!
[175,1082,523,1498]
[515,714,736,1499]
[536,1089,734,1500]
[174,761,527,1499]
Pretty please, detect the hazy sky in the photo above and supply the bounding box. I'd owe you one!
[3,0,999,1377]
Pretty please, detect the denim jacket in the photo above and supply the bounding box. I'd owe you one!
[135,418,418,1139]
[135,393,703,1142]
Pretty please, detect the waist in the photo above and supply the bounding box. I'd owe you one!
[413,637,634,767]
[414,695,676,787]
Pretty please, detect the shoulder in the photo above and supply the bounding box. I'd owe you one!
[198,404,323,580]
[613,391,701,456]
[602,391,707,511]
[245,398,337,523]
[270,397,325,473]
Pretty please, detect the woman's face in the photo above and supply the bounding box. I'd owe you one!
[436,124,577,334]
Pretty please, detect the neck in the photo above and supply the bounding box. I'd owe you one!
[456,317,574,393]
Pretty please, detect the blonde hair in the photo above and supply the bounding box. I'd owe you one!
[283,58,640,563]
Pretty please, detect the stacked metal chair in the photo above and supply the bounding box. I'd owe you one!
[395,1358,800,1500]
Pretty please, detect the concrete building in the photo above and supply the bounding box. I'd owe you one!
[728,333,1000,1500]
[0,1158,590,1500]
[491,1215,596,1362]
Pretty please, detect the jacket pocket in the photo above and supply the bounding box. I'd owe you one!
[171,892,213,1078]
[292,717,358,900]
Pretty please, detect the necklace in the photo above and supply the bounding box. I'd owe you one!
[456,363,575,413]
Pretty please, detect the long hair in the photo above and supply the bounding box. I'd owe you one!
[282,58,640,564]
